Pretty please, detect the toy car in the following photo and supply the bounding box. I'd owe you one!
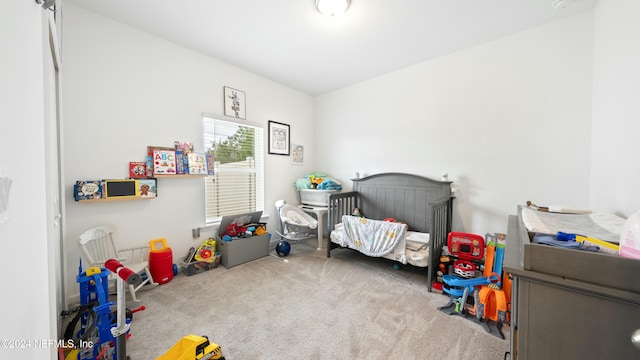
[157,334,224,360]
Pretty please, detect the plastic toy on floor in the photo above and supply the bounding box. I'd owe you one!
[438,232,509,339]
[105,258,142,360]
[63,259,143,360]
[276,240,291,257]
[473,233,509,339]
[438,232,488,317]
[158,334,225,360]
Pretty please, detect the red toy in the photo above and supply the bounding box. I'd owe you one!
[447,232,485,261]
[224,223,247,238]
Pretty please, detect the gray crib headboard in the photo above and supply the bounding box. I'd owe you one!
[352,173,452,233]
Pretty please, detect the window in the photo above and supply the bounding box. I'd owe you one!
[203,114,264,223]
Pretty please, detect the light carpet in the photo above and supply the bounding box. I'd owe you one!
[125,242,510,359]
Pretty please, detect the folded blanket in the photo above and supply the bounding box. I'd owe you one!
[317,180,342,190]
[406,240,427,252]
[532,233,599,252]
[341,215,407,257]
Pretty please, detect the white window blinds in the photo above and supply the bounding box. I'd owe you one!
[203,115,264,223]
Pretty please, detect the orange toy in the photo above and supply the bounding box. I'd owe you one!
[475,239,508,324]
[478,285,508,323]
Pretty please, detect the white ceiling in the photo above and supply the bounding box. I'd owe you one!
[63,0,598,95]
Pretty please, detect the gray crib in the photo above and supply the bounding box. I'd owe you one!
[327,172,453,291]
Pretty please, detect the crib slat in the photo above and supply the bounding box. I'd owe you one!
[428,198,452,291]
[327,191,358,257]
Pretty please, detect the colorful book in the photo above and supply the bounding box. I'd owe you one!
[138,178,157,198]
[187,152,208,175]
[174,141,194,154]
[74,180,104,201]
[153,149,177,175]
[145,154,153,178]
[146,146,174,177]
[129,162,147,179]
[174,141,193,174]
[175,150,186,175]
[205,153,215,175]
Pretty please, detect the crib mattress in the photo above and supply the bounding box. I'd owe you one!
[330,224,431,267]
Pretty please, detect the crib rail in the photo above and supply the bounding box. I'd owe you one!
[427,197,453,291]
[327,191,358,257]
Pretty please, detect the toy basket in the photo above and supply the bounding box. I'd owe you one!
[182,254,221,276]
[298,189,339,206]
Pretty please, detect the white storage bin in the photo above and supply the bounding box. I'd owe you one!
[299,189,339,206]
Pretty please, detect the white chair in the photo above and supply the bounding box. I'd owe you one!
[78,225,157,304]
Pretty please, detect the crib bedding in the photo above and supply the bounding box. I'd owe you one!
[341,215,407,256]
[521,207,624,244]
[330,220,431,267]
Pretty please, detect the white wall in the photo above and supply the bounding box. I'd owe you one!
[591,0,640,218]
[61,4,315,301]
[315,12,594,236]
[0,2,57,359]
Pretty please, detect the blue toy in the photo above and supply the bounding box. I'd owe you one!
[441,274,496,297]
[276,240,291,257]
[64,260,118,360]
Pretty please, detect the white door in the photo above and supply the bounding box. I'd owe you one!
[44,10,64,338]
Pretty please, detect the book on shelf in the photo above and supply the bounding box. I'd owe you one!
[187,152,208,175]
[138,178,157,198]
[175,150,187,175]
[153,149,177,175]
[174,141,193,175]
[74,180,104,201]
[205,153,215,175]
[174,140,194,154]
[129,162,147,179]
[146,146,174,177]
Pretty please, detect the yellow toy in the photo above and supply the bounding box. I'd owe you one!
[309,174,323,188]
[158,334,224,360]
[194,238,217,263]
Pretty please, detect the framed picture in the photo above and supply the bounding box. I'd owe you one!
[291,144,304,165]
[268,120,290,155]
[224,86,246,119]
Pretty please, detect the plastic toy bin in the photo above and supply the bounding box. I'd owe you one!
[217,234,269,269]
[182,254,221,276]
[298,189,339,206]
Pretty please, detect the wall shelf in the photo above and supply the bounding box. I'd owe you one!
[76,196,155,203]
[73,178,158,202]
[153,174,208,178]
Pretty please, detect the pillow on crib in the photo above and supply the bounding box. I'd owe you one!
[406,231,430,245]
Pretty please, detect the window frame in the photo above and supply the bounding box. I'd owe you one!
[202,113,265,224]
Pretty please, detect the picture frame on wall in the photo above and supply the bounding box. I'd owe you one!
[268,120,290,156]
[224,86,246,119]
[291,144,304,165]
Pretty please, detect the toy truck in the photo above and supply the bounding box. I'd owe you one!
[157,334,224,360]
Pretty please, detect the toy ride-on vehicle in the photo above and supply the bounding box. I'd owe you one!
[158,334,224,360]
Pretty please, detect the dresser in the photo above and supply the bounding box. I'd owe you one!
[503,207,640,359]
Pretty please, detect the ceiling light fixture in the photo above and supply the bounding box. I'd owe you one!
[315,0,351,17]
